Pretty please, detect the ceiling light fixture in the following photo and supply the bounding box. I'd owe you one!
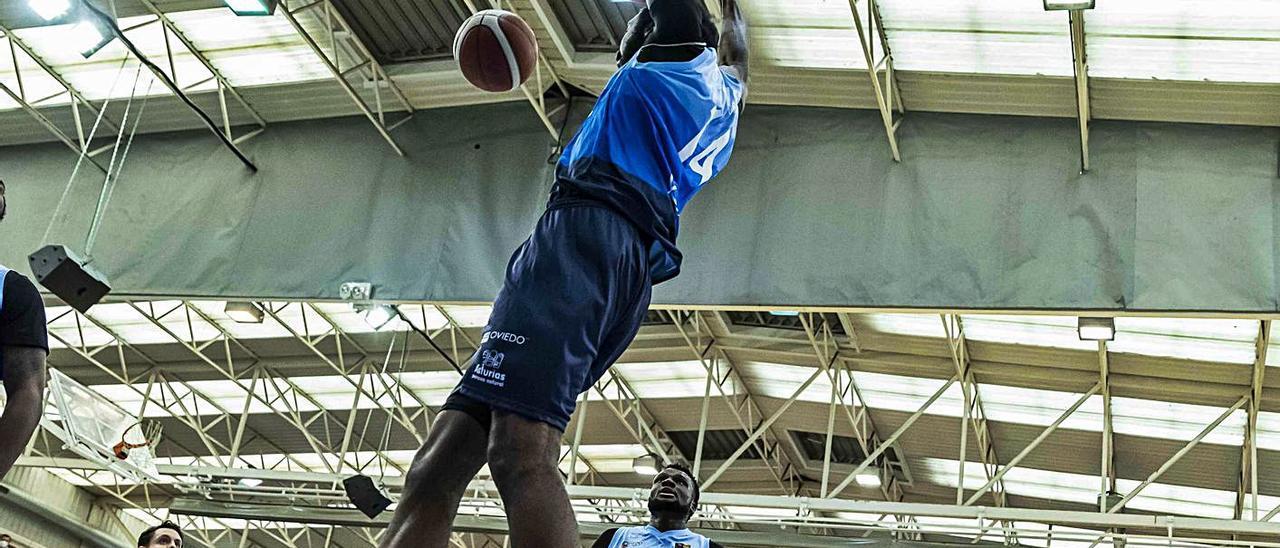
[1077,317,1115,341]
[1043,0,1095,10]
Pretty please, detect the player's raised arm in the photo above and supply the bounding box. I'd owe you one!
[719,0,749,93]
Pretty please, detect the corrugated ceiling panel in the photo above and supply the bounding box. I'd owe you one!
[880,0,1071,77]
[1086,0,1280,83]
[331,0,469,65]
[548,0,637,52]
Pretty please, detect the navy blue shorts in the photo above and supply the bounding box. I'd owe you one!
[448,204,652,431]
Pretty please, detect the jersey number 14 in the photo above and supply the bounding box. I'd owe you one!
[678,111,734,185]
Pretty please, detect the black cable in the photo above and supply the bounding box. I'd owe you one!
[393,306,465,375]
[80,0,258,172]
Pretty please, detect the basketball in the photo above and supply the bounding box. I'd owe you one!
[453,10,539,93]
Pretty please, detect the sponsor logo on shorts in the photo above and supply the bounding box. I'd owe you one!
[481,329,527,345]
[470,349,507,387]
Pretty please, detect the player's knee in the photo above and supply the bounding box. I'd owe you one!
[487,440,556,484]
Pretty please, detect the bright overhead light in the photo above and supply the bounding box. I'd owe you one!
[1043,0,1095,10]
[69,16,114,58]
[224,302,264,324]
[238,477,263,488]
[633,455,660,476]
[28,0,72,21]
[359,304,397,331]
[855,473,882,488]
[1077,317,1115,341]
[223,0,279,16]
[768,311,800,317]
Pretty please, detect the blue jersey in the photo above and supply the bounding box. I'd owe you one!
[607,526,711,548]
[555,47,744,284]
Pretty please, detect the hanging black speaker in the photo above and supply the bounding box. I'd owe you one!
[28,245,110,313]
[343,474,392,519]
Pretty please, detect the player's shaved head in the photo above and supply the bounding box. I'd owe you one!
[647,0,718,47]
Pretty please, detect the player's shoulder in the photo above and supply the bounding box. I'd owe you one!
[0,267,43,312]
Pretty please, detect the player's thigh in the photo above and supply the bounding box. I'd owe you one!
[486,411,562,475]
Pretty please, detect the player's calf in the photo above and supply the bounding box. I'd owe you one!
[488,412,578,547]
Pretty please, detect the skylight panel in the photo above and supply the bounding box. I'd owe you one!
[1110,318,1257,364]
[880,0,1072,77]
[612,361,734,399]
[961,315,1097,351]
[744,0,868,70]
[1086,0,1280,83]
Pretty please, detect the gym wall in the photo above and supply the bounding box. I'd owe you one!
[1,100,1277,312]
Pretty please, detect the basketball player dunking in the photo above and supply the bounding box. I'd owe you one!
[380,1,748,545]
[0,180,51,481]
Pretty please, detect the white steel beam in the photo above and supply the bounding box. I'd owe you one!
[1068,9,1090,173]
[279,0,414,155]
[846,0,903,162]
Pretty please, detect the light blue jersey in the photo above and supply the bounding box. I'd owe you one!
[607,525,711,548]
[553,46,745,284]
[0,264,9,312]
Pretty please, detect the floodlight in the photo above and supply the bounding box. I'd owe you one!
[28,0,72,21]
[29,245,110,312]
[768,310,800,317]
[633,454,661,476]
[360,304,397,330]
[238,477,264,488]
[855,473,882,488]
[69,16,115,58]
[223,0,279,16]
[224,301,265,324]
[1077,317,1115,341]
[1043,0,1095,10]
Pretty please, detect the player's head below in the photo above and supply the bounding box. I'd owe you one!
[647,463,701,524]
[137,521,183,548]
[0,179,7,223]
[646,0,718,48]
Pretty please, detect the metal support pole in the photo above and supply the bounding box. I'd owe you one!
[847,0,902,161]
[1099,340,1114,510]
[1068,9,1091,173]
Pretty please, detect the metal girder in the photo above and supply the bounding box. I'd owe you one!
[136,0,268,144]
[1235,320,1270,520]
[936,314,1013,519]
[593,366,685,464]
[962,382,1101,506]
[0,28,112,172]
[127,301,412,475]
[43,309,321,473]
[826,374,958,499]
[1108,395,1250,515]
[278,0,415,155]
[796,313,908,504]
[1068,9,1090,173]
[847,0,905,162]
[1098,340,1115,509]
[669,310,804,495]
[701,365,825,489]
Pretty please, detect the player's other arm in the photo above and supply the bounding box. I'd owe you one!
[0,273,49,480]
[0,346,45,479]
[718,0,749,99]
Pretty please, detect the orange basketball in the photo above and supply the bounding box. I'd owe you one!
[453,10,539,93]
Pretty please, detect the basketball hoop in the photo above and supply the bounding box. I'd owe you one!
[112,420,163,461]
